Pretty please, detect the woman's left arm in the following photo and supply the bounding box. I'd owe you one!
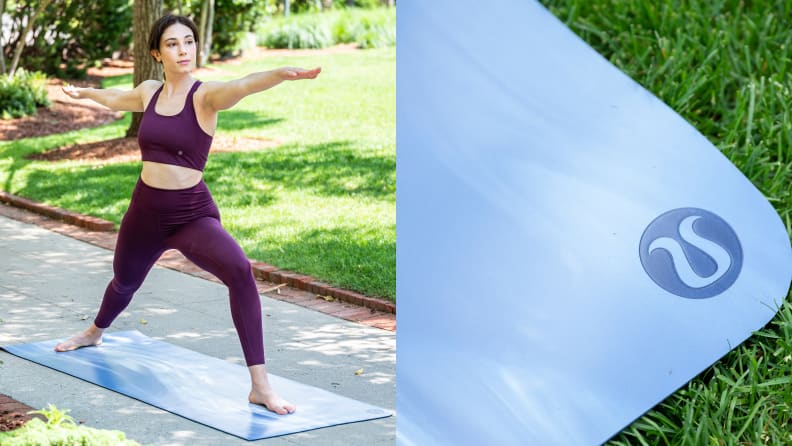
[202,66,321,112]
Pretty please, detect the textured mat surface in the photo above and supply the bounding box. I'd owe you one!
[397,1,791,445]
[3,331,391,440]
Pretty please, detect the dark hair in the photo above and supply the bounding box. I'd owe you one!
[148,15,200,61]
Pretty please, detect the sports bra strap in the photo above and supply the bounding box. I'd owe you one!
[145,81,201,114]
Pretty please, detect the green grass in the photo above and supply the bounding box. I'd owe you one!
[0,48,395,300]
[539,0,792,443]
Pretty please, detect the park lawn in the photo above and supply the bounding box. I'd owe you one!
[540,0,792,444]
[0,47,395,300]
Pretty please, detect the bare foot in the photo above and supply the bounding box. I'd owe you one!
[54,324,104,352]
[247,364,296,415]
[249,389,296,415]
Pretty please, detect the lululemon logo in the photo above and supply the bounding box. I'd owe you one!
[639,208,742,299]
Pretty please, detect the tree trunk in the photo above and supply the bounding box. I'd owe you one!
[205,0,214,64]
[284,0,289,17]
[197,0,214,68]
[0,0,7,74]
[197,0,207,67]
[8,0,51,76]
[126,0,163,138]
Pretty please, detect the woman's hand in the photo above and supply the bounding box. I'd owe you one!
[62,84,88,100]
[279,67,322,80]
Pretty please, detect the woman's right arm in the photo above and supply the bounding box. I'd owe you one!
[62,80,160,112]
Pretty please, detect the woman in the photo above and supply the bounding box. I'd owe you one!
[54,14,320,415]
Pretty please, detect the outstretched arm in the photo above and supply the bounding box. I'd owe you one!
[202,66,321,112]
[61,80,159,112]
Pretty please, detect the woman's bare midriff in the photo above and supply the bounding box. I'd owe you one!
[141,161,203,189]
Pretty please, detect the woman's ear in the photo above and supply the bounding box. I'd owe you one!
[150,49,161,63]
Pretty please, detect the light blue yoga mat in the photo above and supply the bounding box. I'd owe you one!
[397,1,792,445]
[2,331,391,440]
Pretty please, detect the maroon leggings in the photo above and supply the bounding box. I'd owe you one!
[94,178,265,366]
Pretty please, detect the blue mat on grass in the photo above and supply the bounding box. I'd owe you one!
[397,1,792,444]
[2,330,391,440]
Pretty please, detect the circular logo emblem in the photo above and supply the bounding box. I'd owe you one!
[639,208,742,299]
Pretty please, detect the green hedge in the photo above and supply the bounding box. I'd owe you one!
[258,8,395,49]
[0,70,51,120]
[264,22,335,49]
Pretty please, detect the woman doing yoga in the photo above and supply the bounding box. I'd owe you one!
[53,14,320,415]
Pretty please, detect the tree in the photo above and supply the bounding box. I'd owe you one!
[8,0,51,76]
[197,0,214,68]
[126,0,163,137]
[0,0,6,74]
[2,1,132,79]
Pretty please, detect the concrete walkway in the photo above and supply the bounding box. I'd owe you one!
[0,215,395,445]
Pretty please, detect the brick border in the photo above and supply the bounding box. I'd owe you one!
[250,262,395,314]
[0,198,395,331]
[0,191,114,231]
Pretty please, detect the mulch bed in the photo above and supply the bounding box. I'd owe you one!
[0,410,28,432]
[0,77,123,141]
[0,394,45,432]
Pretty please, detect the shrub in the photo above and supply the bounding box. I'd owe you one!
[0,405,142,446]
[331,0,383,8]
[332,11,359,44]
[0,70,51,120]
[341,8,396,49]
[258,7,395,49]
[263,22,334,49]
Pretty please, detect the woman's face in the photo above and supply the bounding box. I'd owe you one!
[152,23,196,74]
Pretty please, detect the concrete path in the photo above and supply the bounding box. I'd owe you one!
[0,215,395,446]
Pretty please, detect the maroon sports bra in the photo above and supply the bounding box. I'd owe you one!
[138,81,213,172]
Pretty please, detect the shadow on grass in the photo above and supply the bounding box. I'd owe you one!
[216,109,285,132]
[1,114,132,195]
[1,133,88,195]
[206,141,396,201]
[14,163,142,224]
[7,138,396,220]
[2,155,32,196]
[251,225,396,300]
